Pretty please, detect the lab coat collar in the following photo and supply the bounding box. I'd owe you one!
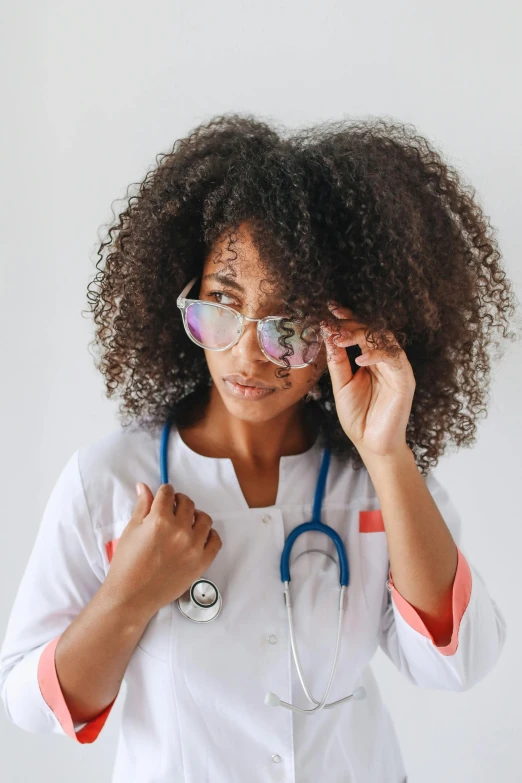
[171,425,324,514]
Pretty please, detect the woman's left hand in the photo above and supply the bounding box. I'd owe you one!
[319,302,416,458]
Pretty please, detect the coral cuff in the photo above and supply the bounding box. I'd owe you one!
[387,546,472,656]
[37,635,116,743]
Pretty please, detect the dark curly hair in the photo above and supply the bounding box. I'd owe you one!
[84,113,521,476]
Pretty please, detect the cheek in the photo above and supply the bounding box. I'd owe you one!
[307,346,328,382]
[289,363,325,397]
[204,350,227,376]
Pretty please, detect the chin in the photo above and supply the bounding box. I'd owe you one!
[219,379,300,420]
[222,392,281,420]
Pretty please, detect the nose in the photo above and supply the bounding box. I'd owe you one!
[230,318,267,362]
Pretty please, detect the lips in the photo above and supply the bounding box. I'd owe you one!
[223,374,275,390]
[224,380,276,400]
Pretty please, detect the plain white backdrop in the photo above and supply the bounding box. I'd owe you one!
[1,1,521,781]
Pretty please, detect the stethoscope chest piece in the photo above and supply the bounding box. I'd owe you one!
[177,578,222,622]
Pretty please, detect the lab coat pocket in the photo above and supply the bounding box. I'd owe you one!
[103,530,173,663]
[358,510,390,636]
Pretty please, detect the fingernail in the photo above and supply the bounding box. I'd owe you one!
[136,482,142,496]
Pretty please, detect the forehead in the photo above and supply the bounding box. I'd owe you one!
[202,224,283,301]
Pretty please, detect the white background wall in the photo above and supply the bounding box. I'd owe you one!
[1,1,520,781]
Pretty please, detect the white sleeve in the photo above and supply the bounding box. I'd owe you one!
[377,472,507,691]
[0,449,116,742]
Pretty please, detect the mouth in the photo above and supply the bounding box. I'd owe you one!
[222,379,276,400]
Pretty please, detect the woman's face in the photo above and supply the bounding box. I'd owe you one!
[196,223,328,424]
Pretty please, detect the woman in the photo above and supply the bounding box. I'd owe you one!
[0,114,517,782]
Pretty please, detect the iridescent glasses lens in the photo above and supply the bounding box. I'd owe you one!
[176,276,323,368]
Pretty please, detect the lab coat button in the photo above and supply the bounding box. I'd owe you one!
[262,514,272,524]
[271,754,282,763]
[268,635,278,644]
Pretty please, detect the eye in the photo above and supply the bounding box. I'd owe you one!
[207,290,237,306]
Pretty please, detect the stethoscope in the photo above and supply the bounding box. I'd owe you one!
[160,417,367,714]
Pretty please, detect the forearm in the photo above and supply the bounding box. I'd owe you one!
[54,585,153,724]
[359,444,458,645]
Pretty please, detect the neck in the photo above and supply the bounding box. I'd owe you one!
[178,382,321,465]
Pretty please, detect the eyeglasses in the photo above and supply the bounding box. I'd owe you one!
[176,276,323,368]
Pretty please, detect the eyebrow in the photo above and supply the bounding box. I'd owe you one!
[202,272,284,301]
[202,273,246,293]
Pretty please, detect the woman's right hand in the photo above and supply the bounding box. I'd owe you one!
[102,483,222,619]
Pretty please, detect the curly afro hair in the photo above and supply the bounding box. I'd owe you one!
[85,113,521,476]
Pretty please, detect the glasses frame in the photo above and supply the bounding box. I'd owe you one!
[176,276,323,369]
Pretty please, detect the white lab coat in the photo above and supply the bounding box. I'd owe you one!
[0,422,507,783]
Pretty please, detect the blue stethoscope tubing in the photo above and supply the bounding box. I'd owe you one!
[159,416,366,714]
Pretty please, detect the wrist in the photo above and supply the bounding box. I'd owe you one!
[97,581,156,631]
[356,442,415,468]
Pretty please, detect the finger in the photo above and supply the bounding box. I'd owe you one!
[149,483,196,526]
[327,304,399,341]
[328,324,401,359]
[355,348,405,372]
[320,323,374,363]
[172,493,199,527]
[203,527,222,553]
[129,482,154,526]
[192,509,214,543]
[330,326,373,352]
[327,301,357,318]
[321,306,370,352]
[327,302,369,327]
[320,325,354,394]
[323,314,368,334]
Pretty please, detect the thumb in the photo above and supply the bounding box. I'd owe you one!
[320,324,354,396]
[130,482,154,524]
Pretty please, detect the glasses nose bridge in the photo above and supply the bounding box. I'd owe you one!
[241,313,264,324]
[235,311,265,351]
[236,312,268,342]
[232,311,280,365]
